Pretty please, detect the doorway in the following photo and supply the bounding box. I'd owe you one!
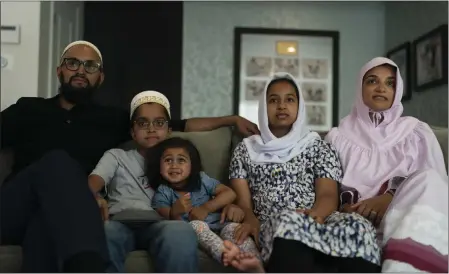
[49,1,85,98]
[83,1,183,119]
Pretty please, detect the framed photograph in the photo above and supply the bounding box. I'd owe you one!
[233,27,340,132]
[386,42,412,101]
[245,80,267,101]
[273,57,299,76]
[302,59,329,79]
[306,105,327,126]
[301,82,327,102]
[246,57,272,77]
[412,24,448,91]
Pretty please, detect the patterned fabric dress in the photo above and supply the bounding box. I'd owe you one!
[229,139,381,265]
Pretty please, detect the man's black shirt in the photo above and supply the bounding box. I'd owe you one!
[1,96,186,177]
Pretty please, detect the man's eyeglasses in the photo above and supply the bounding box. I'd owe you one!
[61,58,102,74]
[134,119,168,130]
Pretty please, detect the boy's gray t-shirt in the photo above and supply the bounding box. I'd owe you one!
[91,148,155,215]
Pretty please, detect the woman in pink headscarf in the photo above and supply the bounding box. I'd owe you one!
[326,57,448,272]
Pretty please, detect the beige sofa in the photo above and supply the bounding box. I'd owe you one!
[0,126,447,272]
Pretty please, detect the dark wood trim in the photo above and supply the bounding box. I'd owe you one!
[232,27,340,127]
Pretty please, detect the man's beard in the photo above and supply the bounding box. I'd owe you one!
[58,74,100,105]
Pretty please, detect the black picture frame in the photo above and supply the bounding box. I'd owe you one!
[233,27,340,132]
[412,24,448,91]
[386,42,412,102]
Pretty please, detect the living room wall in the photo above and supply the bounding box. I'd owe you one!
[385,1,448,127]
[181,1,386,120]
[0,2,52,111]
[3,1,446,126]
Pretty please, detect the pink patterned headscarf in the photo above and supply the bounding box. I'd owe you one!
[337,57,419,148]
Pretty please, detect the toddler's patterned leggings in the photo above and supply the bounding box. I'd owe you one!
[190,220,259,263]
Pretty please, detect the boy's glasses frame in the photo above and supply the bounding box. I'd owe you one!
[134,119,168,130]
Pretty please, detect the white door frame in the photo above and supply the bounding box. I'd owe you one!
[46,1,55,98]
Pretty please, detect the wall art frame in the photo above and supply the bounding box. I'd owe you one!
[233,27,340,133]
[412,24,448,91]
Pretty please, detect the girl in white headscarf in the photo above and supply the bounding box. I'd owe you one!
[224,73,381,272]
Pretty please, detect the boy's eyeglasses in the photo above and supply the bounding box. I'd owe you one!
[61,58,102,74]
[134,119,168,130]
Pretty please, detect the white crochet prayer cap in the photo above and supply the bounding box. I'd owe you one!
[60,40,103,63]
[130,91,171,119]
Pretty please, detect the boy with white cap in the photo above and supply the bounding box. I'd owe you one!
[88,90,199,272]
[89,91,242,272]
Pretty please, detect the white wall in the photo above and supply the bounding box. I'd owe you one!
[1,2,45,110]
[182,2,386,119]
[0,2,50,110]
[385,1,448,127]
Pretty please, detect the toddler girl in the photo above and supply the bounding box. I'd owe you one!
[147,137,260,265]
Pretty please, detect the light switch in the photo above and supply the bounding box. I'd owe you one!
[1,25,21,44]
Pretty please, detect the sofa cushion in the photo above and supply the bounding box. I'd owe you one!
[124,249,236,273]
[0,245,22,272]
[171,128,233,184]
[0,245,235,273]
